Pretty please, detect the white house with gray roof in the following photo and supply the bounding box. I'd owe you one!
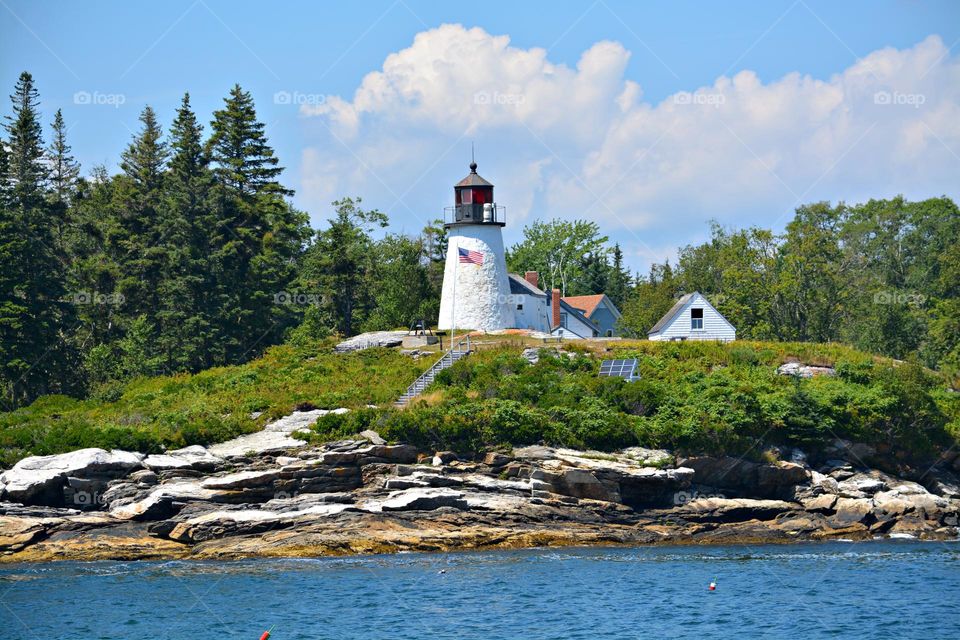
[506,272,601,338]
[647,292,736,342]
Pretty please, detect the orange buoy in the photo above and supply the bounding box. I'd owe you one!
[260,631,271,640]
[708,576,717,591]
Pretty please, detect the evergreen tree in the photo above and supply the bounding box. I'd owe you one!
[111,106,169,343]
[605,243,631,309]
[156,94,215,370]
[206,85,307,361]
[208,84,290,198]
[0,72,71,404]
[577,251,609,297]
[46,108,79,250]
[120,105,166,191]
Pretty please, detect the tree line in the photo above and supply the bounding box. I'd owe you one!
[0,72,445,408]
[618,199,960,379]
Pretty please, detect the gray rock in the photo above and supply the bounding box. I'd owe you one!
[512,445,556,460]
[672,497,797,522]
[829,497,875,526]
[483,452,512,467]
[621,447,673,467]
[800,493,838,512]
[0,448,144,506]
[334,331,407,353]
[143,445,224,472]
[461,474,531,494]
[777,362,835,378]
[432,451,458,465]
[385,471,462,490]
[359,430,386,445]
[922,469,960,499]
[201,469,282,490]
[208,409,348,458]
[110,492,177,521]
[378,488,469,512]
[384,477,430,490]
[681,456,808,500]
[365,444,418,464]
[129,470,159,485]
[837,474,886,498]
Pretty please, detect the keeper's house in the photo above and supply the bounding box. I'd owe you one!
[647,292,736,342]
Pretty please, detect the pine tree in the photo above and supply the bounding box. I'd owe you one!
[606,243,631,309]
[205,85,306,361]
[120,106,166,192]
[208,84,290,198]
[156,93,215,370]
[109,106,169,372]
[0,72,71,404]
[46,108,79,249]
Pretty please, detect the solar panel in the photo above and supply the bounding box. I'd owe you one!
[598,358,639,381]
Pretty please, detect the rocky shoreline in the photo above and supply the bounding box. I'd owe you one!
[2,410,959,562]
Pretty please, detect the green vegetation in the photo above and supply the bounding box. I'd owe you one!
[308,341,960,465]
[0,342,427,468]
[2,70,957,421]
[2,338,958,469]
[618,199,960,381]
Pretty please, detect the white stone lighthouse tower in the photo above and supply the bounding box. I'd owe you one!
[438,161,516,332]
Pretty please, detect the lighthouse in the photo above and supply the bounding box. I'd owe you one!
[437,160,516,332]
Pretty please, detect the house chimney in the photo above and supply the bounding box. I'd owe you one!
[524,271,539,288]
[551,288,561,328]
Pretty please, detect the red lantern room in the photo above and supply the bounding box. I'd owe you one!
[447,161,504,227]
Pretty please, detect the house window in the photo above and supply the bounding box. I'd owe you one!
[560,312,568,328]
[691,308,704,330]
[605,330,613,337]
[517,304,523,311]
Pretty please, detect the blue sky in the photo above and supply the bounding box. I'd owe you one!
[2,0,959,272]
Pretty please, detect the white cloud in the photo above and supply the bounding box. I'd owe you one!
[299,25,960,268]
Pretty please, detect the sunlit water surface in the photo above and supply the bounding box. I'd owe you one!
[3,540,958,639]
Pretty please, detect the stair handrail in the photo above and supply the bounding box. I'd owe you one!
[452,334,471,353]
[395,335,473,405]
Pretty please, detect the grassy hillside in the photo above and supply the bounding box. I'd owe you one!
[309,340,960,467]
[1,338,957,469]
[0,342,428,468]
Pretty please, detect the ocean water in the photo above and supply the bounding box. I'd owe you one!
[2,541,958,639]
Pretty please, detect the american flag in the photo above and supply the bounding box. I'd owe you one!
[458,247,484,265]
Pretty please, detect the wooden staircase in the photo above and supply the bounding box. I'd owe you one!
[394,336,472,407]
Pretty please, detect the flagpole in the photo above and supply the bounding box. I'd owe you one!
[451,244,457,350]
